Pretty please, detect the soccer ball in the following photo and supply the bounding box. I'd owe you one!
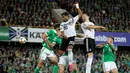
[19,37,27,44]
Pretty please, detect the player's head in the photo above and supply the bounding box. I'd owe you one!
[61,12,69,22]
[55,28,62,37]
[82,13,89,22]
[107,36,114,44]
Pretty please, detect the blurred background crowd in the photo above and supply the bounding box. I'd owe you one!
[0,0,130,73]
[0,0,130,32]
[0,43,130,73]
[0,0,59,28]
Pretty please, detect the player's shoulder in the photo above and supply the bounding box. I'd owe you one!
[60,22,64,25]
[103,43,109,47]
[60,22,66,26]
[48,29,57,34]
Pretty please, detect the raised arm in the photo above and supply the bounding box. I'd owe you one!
[75,3,83,18]
[72,3,83,24]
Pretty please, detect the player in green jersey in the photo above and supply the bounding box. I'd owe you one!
[96,36,118,73]
[34,29,61,73]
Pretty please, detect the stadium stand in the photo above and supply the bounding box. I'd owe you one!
[0,43,130,73]
[0,0,130,32]
[0,0,130,73]
[0,0,59,28]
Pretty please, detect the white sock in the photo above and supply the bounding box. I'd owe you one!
[86,57,93,73]
[68,49,73,64]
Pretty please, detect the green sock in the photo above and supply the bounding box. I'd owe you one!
[52,65,59,73]
[34,66,40,73]
[71,70,77,73]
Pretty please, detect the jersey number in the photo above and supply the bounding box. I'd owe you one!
[64,25,68,30]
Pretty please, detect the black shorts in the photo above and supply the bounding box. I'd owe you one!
[83,38,95,54]
[60,36,75,51]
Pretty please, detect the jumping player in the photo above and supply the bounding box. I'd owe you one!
[80,14,105,73]
[60,3,82,71]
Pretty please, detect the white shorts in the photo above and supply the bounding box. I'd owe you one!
[58,56,76,66]
[39,47,56,60]
[103,61,118,72]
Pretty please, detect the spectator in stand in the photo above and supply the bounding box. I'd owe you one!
[0,0,130,32]
[0,0,59,28]
[0,43,130,73]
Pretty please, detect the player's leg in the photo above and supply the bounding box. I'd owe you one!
[85,38,95,73]
[67,37,75,71]
[52,64,59,73]
[59,64,64,73]
[34,47,47,73]
[105,71,110,73]
[72,62,78,73]
[68,44,74,63]
[49,56,58,64]
[111,62,118,73]
[86,52,93,73]
[103,62,111,73]
[59,38,68,56]
[34,60,44,73]
[51,56,59,73]
[47,50,58,73]
[58,56,67,73]
[111,69,118,73]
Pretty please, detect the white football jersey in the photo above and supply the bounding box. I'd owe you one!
[60,15,79,38]
[81,21,95,39]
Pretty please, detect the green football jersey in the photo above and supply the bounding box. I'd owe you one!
[53,36,68,56]
[53,36,62,47]
[103,44,117,62]
[42,29,57,50]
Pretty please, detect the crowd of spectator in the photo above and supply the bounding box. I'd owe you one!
[71,0,130,32]
[0,0,59,28]
[0,43,130,73]
[0,0,130,32]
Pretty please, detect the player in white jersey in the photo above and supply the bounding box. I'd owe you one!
[60,3,82,71]
[80,14,105,73]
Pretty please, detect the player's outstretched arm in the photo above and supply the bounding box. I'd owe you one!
[96,43,104,48]
[87,25,105,29]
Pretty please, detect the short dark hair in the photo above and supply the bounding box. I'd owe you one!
[61,12,69,16]
[108,36,114,41]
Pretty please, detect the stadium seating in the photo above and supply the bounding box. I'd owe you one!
[0,43,130,73]
[79,0,130,32]
[0,0,59,28]
[0,0,130,73]
[0,0,130,32]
